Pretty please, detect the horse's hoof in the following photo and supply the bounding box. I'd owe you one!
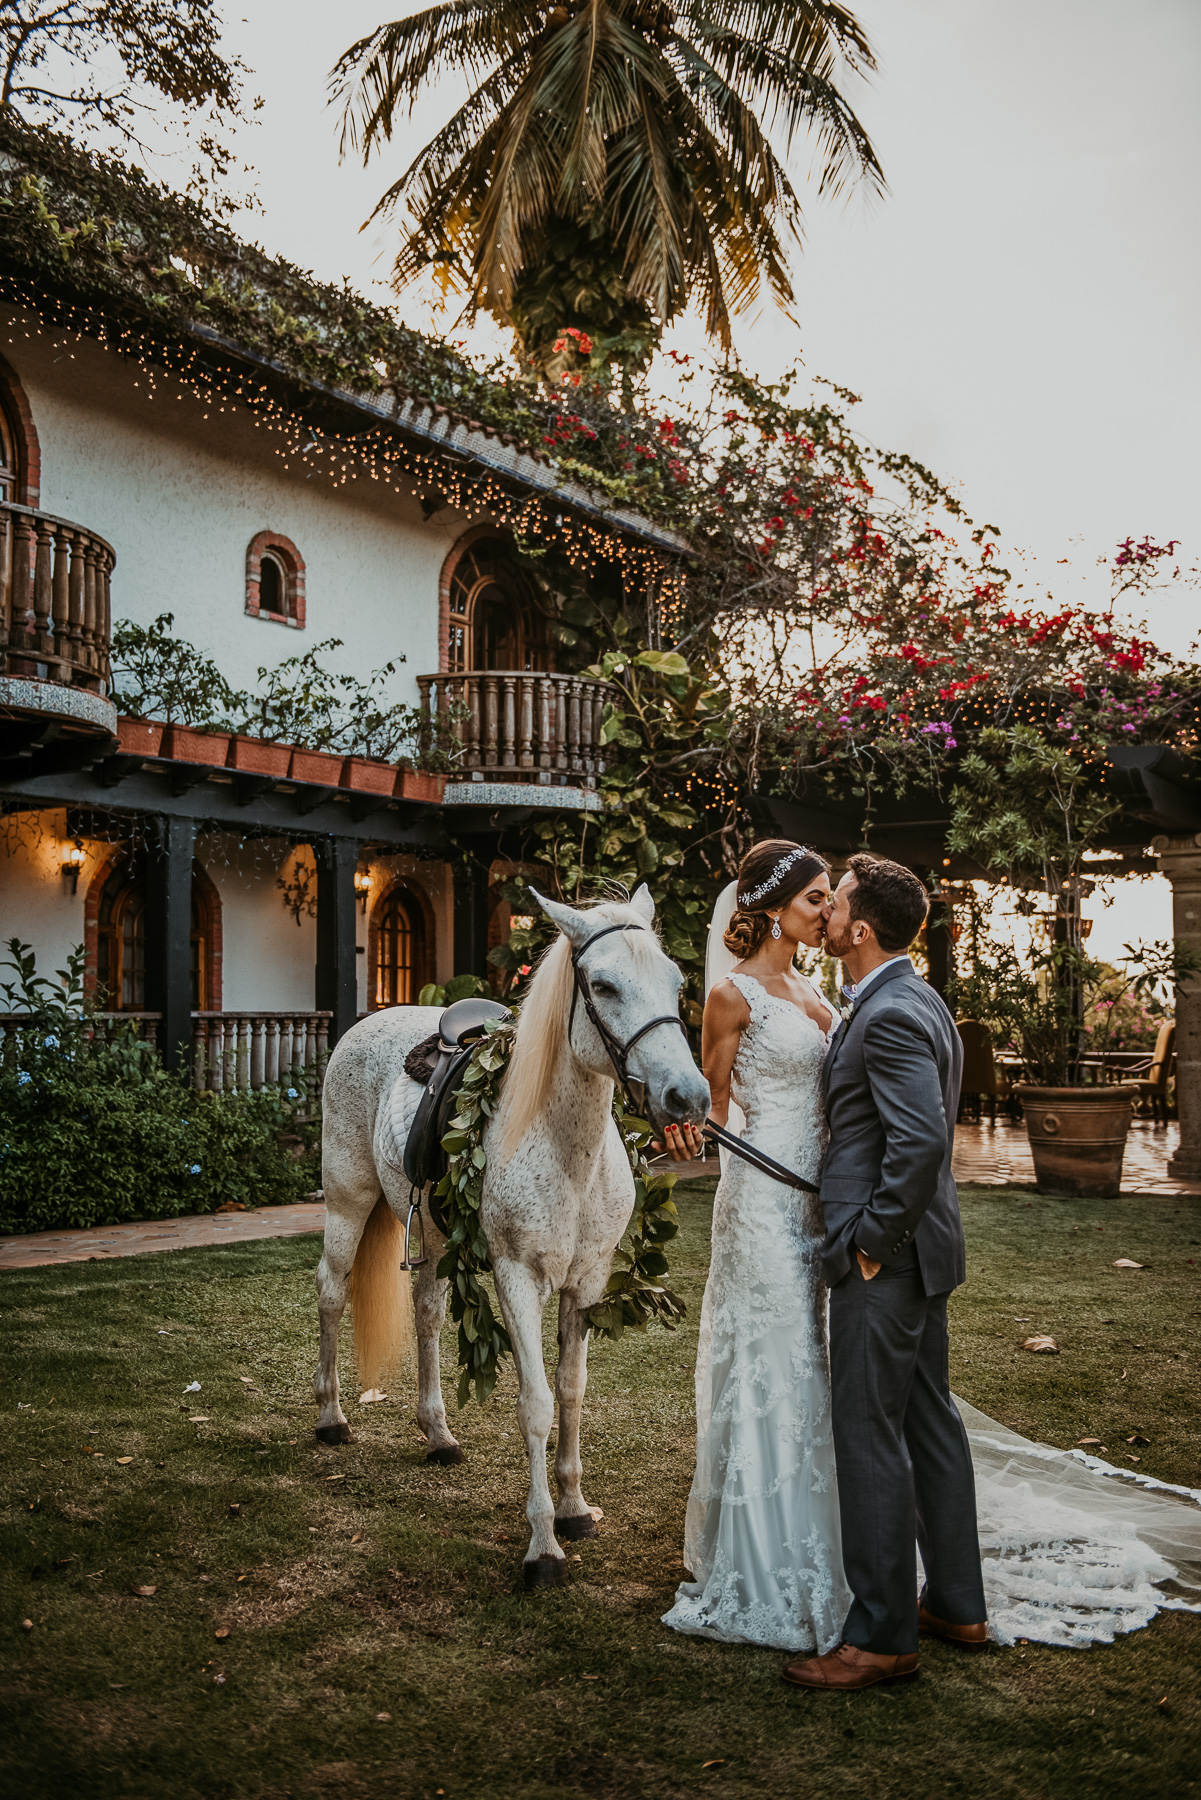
[524,1555,571,1591]
[315,1423,352,1446]
[425,1443,465,1466]
[555,1512,599,1542]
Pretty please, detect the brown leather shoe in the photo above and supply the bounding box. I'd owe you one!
[918,1603,989,1651]
[781,1643,920,1691]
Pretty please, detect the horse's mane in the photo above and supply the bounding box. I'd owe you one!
[498,898,661,1158]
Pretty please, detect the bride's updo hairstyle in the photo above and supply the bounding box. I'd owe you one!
[723,839,829,958]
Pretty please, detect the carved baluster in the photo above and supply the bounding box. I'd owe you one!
[31,515,53,657]
[80,539,98,672]
[567,680,583,775]
[465,674,481,770]
[554,677,568,773]
[10,512,33,654]
[250,1016,265,1091]
[264,1016,279,1087]
[47,524,70,675]
[65,529,84,675]
[518,677,534,769]
[193,1018,208,1091]
[537,675,552,772]
[97,548,112,689]
[316,1013,330,1079]
[482,676,499,773]
[501,676,517,768]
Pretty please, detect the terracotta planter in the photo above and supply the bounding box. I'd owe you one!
[1015,1084,1140,1198]
[116,716,166,757]
[161,724,230,766]
[341,755,396,795]
[226,735,293,778]
[394,768,446,804]
[287,747,344,786]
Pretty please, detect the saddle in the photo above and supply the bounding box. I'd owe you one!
[402,998,513,1211]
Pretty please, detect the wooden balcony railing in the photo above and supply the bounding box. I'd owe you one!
[417,670,614,784]
[0,498,114,691]
[0,1010,330,1094]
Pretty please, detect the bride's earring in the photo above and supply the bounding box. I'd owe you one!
[770,914,782,940]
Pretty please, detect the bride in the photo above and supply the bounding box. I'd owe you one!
[659,838,1201,1654]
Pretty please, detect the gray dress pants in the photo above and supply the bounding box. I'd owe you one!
[829,1253,987,1654]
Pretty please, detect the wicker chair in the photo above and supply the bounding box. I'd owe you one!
[1124,1020,1176,1126]
[956,1018,1006,1124]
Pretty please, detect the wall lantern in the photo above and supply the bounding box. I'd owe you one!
[354,870,371,914]
[61,843,85,895]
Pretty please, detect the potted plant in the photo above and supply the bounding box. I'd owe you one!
[226,735,293,777]
[952,934,1189,1196]
[116,716,167,756]
[340,755,395,795]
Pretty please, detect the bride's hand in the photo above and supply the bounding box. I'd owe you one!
[652,1121,706,1161]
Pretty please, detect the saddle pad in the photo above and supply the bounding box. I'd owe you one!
[404,1032,442,1087]
[379,1070,423,1172]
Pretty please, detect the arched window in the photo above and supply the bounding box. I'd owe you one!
[92,857,217,1011]
[445,538,550,675]
[246,532,305,627]
[371,880,432,1008]
[0,352,40,505]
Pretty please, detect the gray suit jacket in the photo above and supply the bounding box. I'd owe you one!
[820,960,966,1295]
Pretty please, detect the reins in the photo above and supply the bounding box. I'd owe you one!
[700,1118,820,1196]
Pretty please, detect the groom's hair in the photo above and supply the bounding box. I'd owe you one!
[847,854,930,952]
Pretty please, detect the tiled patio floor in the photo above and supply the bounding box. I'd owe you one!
[2,1122,1196,1273]
[952,1117,1201,1196]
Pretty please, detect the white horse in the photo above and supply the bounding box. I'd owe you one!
[313,884,710,1585]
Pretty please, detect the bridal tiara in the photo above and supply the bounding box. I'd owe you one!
[738,845,815,908]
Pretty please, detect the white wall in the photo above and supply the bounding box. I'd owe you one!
[2,305,477,706]
[0,810,93,982]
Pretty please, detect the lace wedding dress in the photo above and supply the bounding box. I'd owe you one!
[662,972,852,1652]
[663,886,1201,1652]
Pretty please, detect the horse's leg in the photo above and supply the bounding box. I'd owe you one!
[313,1183,376,1445]
[412,1222,463,1465]
[491,1255,566,1588]
[553,1286,600,1541]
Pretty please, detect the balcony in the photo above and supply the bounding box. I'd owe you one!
[417,670,614,785]
[0,497,117,743]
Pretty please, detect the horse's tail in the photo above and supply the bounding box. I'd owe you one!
[349,1197,415,1393]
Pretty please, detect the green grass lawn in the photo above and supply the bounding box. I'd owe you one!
[2,1181,1199,1800]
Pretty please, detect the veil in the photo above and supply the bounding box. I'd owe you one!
[704,881,746,1162]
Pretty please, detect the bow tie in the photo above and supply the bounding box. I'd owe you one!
[841,982,857,1001]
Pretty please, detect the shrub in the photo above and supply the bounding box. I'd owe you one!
[0,942,321,1234]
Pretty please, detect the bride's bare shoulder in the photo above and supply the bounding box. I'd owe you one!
[705,975,752,1024]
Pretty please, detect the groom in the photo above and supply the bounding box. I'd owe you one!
[784,853,987,1691]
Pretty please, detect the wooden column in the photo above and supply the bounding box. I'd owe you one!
[314,838,359,1047]
[143,816,195,1074]
[1153,833,1201,1177]
[453,853,492,980]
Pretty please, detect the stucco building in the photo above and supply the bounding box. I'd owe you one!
[0,121,679,1085]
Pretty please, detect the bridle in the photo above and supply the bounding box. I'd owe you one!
[567,922,689,1115]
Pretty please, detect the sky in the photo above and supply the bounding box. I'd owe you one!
[162,0,1201,953]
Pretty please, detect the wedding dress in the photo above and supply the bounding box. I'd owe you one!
[663,883,1201,1653]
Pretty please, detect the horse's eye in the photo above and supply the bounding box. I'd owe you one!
[591,979,618,999]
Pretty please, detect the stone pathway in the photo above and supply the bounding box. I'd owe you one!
[3,1125,1196,1273]
[0,1201,328,1271]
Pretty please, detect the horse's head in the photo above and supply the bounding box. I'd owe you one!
[531,884,710,1134]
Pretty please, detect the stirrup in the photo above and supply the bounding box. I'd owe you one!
[400,1192,427,1271]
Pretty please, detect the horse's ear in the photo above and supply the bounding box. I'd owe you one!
[629,883,655,924]
[529,886,592,947]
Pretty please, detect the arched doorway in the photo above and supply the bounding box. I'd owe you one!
[0,351,39,505]
[91,855,219,1011]
[444,535,551,674]
[370,879,433,1008]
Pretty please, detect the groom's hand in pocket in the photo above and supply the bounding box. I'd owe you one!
[855,1247,882,1282]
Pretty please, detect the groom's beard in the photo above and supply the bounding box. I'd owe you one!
[822,920,853,961]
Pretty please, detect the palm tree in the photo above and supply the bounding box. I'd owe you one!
[333,1,883,384]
